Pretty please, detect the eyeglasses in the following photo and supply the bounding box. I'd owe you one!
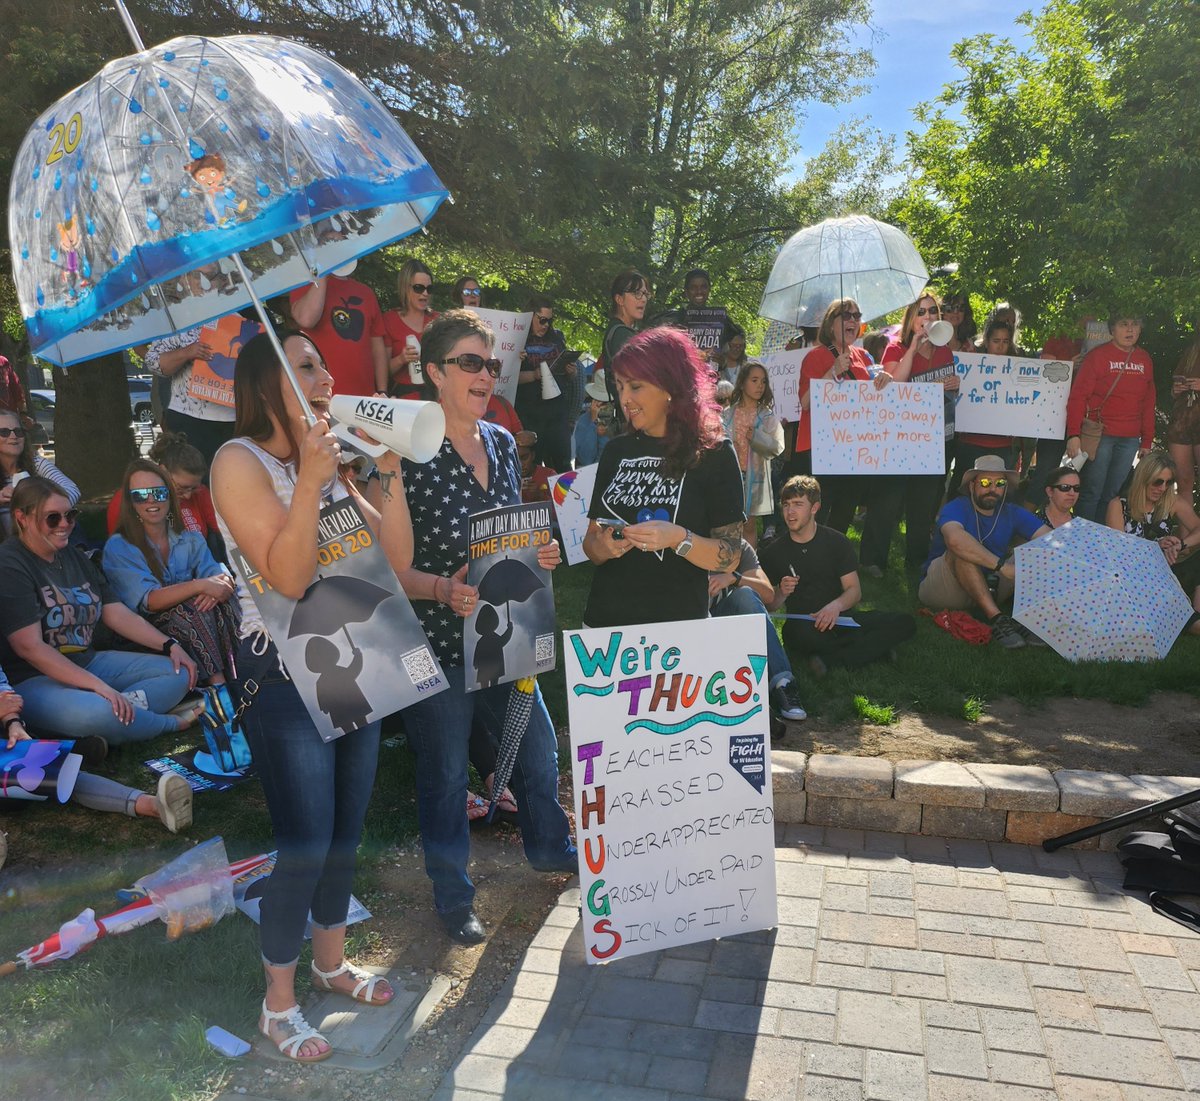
[1150,477,1175,487]
[0,427,26,439]
[1050,483,1081,493]
[534,315,554,325]
[44,509,79,529]
[626,288,651,300]
[442,354,503,378]
[916,306,941,317]
[838,311,863,321]
[410,283,433,295]
[129,485,170,503]
[461,287,481,297]
[942,302,965,312]
[976,477,1007,488]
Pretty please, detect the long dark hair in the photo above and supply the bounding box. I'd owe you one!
[0,408,36,479]
[234,329,324,466]
[730,362,774,411]
[612,327,723,478]
[114,458,183,582]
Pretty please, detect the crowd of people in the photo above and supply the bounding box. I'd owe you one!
[1,258,1197,1065]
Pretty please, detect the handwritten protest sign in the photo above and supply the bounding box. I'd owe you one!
[565,615,777,963]
[228,497,446,742]
[464,501,557,691]
[758,348,806,423]
[473,307,532,404]
[811,379,945,475]
[685,307,727,355]
[953,353,1071,438]
[186,313,263,407]
[549,463,597,565]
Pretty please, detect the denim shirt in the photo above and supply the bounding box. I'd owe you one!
[401,421,521,668]
[102,529,228,614]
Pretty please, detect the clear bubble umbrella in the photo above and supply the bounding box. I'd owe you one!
[759,215,929,328]
[9,9,448,417]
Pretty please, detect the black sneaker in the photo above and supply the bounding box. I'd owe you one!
[989,614,1026,650]
[770,678,808,722]
[1015,621,1048,647]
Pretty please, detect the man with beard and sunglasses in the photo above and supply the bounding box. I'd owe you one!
[918,455,1050,649]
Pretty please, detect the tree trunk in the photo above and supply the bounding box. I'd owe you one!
[52,354,136,500]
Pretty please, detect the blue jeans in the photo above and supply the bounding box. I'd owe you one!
[711,586,793,686]
[234,640,380,966]
[18,651,189,745]
[1078,435,1139,523]
[402,666,574,915]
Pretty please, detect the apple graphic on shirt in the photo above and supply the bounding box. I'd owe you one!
[331,295,366,342]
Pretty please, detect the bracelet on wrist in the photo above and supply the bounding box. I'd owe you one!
[3,716,23,732]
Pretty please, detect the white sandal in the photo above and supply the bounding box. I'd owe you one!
[311,960,393,1005]
[259,1000,331,1064]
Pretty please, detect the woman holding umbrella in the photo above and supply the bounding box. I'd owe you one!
[397,309,575,947]
[211,330,416,1063]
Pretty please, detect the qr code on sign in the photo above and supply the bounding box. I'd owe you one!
[401,646,439,684]
[535,633,556,669]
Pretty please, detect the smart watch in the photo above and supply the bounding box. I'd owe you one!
[160,637,180,656]
[674,530,694,557]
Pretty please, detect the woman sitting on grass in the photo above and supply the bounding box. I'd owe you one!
[0,407,79,536]
[1105,452,1200,630]
[103,459,238,688]
[2,661,192,834]
[1034,465,1081,529]
[0,478,200,745]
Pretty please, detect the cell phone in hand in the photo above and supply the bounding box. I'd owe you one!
[597,517,626,540]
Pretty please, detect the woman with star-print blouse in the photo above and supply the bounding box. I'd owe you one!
[396,309,576,948]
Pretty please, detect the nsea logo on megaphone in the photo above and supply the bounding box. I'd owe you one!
[329,395,446,464]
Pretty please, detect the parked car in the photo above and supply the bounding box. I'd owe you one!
[127,375,154,423]
[27,389,56,448]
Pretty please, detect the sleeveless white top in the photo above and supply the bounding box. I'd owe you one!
[213,437,349,639]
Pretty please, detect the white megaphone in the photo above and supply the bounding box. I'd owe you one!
[925,319,955,347]
[329,395,446,464]
[539,361,561,400]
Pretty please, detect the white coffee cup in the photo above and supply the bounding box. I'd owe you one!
[406,336,423,385]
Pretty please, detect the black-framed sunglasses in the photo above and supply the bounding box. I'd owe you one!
[0,426,27,439]
[410,282,433,295]
[1050,483,1081,493]
[534,314,554,325]
[44,508,79,529]
[916,306,941,317]
[129,485,170,503]
[838,311,863,321]
[442,354,502,378]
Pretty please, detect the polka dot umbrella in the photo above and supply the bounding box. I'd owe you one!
[8,18,448,407]
[1013,517,1194,662]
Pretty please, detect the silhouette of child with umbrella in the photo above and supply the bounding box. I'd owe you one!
[305,636,370,735]
[471,603,514,690]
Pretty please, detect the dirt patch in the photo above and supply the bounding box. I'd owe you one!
[779,691,1200,776]
[222,822,575,1101]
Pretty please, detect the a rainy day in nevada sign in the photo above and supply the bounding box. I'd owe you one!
[564,614,778,963]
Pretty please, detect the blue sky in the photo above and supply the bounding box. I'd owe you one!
[793,0,1037,172]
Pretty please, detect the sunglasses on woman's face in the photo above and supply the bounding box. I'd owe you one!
[442,354,503,378]
[461,287,481,297]
[1150,477,1175,488]
[1050,483,1081,493]
[0,426,26,439]
[534,314,554,325]
[410,283,433,295]
[44,509,79,529]
[839,311,863,321]
[916,306,941,317]
[129,485,170,503]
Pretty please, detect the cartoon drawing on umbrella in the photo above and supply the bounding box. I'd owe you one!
[287,575,394,734]
[471,558,545,691]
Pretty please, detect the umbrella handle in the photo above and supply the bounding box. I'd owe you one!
[0,960,18,978]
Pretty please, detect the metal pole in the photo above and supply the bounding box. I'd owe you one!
[228,253,317,429]
[111,0,147,51]
[1042,788,1200,852]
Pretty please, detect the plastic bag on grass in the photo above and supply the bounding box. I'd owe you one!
[135,836,235,941]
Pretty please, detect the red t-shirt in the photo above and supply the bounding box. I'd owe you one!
[1066,342,1156,447]
[521,464,558,503]
[106,484,218,536]
[483,395,522,436]
[795,345,872,454]
[382,309,439,397]
[1041,336,1082,362]
[289,276,384,397]
[882,340,957,441]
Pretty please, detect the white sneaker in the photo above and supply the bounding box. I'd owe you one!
[156,773,193,834]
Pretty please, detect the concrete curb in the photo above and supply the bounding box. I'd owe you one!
[771,751,1198,850]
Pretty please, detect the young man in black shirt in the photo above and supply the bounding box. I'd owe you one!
[760,475,916,675]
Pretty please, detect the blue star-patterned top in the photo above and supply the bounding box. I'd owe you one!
[402,421,521,668]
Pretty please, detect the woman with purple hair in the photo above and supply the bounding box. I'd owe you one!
[582,327,745,627]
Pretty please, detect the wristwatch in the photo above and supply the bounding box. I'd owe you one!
[160,636,180,656]
[731,570,743,585]
[674,529,694,557]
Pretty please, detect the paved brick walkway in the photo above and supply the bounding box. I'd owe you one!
[433,823,1200,1100]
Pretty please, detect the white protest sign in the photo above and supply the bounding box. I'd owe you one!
[758,348,806,424]
[565,615,777,964]
[953,353,1071,439]
[811,379,945,475]
[473,308,532,404]
[548,463,597,566]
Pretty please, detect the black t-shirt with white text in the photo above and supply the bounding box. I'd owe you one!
[759,526,859,615]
